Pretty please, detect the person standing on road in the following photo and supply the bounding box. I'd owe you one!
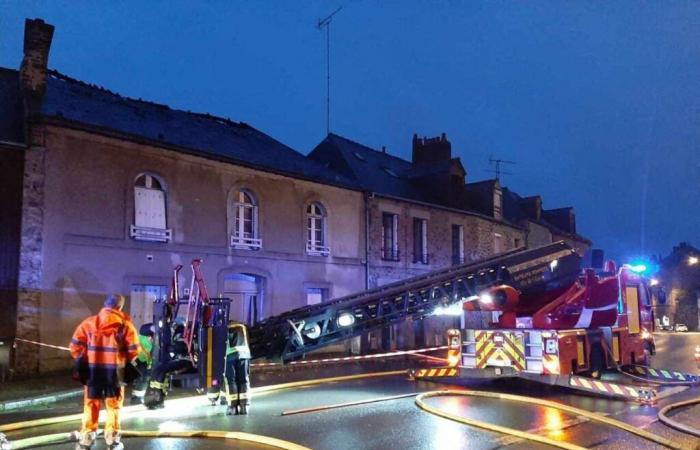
[224,320,252,415]
[130,323,155,405]
[69,294,140,450]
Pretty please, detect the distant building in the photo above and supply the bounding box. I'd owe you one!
[1,19,590,373]
[655,242,700,331]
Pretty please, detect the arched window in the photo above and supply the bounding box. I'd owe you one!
[231,189,261,250]
[130,173,171,242]
[306,202,329,256]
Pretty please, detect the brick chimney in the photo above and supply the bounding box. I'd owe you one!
[412,133,452,165]
[19,18,54,100]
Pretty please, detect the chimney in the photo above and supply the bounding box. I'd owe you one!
[20,18,54,99]
[412,132,452,165]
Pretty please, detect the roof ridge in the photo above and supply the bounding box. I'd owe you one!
[47,69,250,130]
[328,132,411,164]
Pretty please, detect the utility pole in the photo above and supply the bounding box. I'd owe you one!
[488,156,516,182]
[318,6,342,135]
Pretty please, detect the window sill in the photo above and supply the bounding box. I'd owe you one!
[306,244,330,257]
[130,225,171,242]
[231,236,262,250]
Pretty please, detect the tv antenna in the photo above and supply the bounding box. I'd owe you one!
[488,156,516,181]
[318,6,343,135]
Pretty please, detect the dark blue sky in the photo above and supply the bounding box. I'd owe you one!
[2,1,698,261]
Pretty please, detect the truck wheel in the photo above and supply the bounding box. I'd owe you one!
[588,344,604,379]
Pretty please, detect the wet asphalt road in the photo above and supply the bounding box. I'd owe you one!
[2,333,699,450]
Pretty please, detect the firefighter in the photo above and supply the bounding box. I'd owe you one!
[69,294,140,450]
[224,321,252,415]
[130,323,155,405]
[143,319,195,409]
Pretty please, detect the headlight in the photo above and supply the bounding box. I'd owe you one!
[337,312,355,327]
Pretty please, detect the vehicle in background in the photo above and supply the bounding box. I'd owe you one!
[674,323,688,332]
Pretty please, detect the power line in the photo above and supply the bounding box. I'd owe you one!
[318,6,343,135]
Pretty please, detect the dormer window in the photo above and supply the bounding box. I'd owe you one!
[130,173,171,242]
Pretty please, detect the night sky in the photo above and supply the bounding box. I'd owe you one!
[2,1,698,262]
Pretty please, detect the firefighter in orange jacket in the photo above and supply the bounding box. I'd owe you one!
[70,294,140,450]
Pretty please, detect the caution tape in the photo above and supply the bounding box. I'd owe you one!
[622,364,700,385]
[251,345,449,368]
[412,367,458,378]
[13,338,70,352]
[569,375,656,403]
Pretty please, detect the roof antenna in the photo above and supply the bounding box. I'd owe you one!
[318,6,343,136]
[488,156,516,182]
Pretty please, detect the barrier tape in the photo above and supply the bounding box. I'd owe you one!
[13,338,70,352]
[251,345,449,368]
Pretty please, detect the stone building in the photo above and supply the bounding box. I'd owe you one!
[654,242,700,331]
[1,19,591,373]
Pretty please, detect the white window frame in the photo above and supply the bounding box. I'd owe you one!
[494,233,503,254]
[413,218,428,264]
[130,173,172,242]
[231,190,262,250]
[306,203,330,256]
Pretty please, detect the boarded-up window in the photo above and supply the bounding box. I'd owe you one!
[130,174,171,242]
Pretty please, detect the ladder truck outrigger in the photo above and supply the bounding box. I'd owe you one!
[149,242,696,408]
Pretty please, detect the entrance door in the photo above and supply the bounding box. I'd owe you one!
[130,284,167,329]
[223,273,264,326]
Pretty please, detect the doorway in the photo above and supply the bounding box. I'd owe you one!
[130,284,168,330]
[223,273,264,326]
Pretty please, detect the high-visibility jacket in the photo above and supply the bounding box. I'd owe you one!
[137,334,153,366]
[226,323,251,359]
[70,307,140,389]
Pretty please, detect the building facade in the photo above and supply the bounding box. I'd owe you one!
[1,19,591,374]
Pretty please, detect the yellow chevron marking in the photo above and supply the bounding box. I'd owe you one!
[635,366,645,375]
[661,370,671,379]
[448,369,456,376]
[625,387,639,397]
[594,381,607,392]
[429,369,437,377]
[649,368,658,377]
[579,378,592,389]
[417,370,426,377]
[438,368,447,377]
[610,384,624,396]
[569,377,578,387]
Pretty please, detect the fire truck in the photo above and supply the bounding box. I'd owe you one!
[152,242,694,403]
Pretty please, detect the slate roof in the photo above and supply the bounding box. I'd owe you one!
[0,69,23,143]
[34,70,355,187]
[308,133,432,202]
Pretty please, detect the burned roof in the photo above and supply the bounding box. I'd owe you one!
[36,70,355,187]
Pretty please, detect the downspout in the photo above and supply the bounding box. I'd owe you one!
[364,192,373,289]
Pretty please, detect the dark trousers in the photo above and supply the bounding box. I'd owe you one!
[224,355,250,406]
[131,360,150,398]
[150,358,194,390]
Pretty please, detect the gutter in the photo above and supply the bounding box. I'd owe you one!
[364,192,373,289]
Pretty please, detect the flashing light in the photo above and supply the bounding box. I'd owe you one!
[649,278,659,287]
[337,312,355,327]
[629,264,647,273]
[689,256,699,266]
[549,259,558,271]
[479,293,493,305]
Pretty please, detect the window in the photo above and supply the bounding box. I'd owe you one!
[306,287,328,305]
[494,187,503,220]
[452,224,465,265]
[306,203,329,256]
[514,238,522,248]
[494,233,503,254]
[413,218,428,264]
[130,173,171,242]
[382,212,399,261]
[231,189,261,250]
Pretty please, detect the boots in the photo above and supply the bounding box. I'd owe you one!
[239,404,249,415]
[74,431,96,450]
[105,431,124,450]
[226,404,238,416]
[144,388,165,409]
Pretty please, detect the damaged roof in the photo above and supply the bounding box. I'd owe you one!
[36,70,355,187]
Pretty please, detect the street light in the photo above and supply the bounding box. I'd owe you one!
[689,256,698,266]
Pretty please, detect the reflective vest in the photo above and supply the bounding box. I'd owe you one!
[226,323,251,359]
[69,307,140,387]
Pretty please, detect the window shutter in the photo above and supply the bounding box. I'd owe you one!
[151,189,166,229]
[134,187,149,227]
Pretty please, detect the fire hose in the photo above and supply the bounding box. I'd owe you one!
[658,397,700,439]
